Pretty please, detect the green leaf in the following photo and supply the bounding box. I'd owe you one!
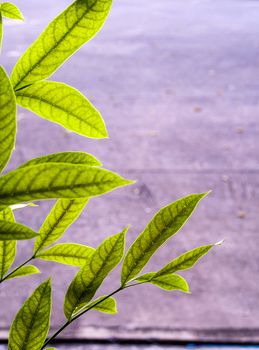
[19,151,102,169]
[34,198,88,254]
[64,227,128,320]
[11,0,112,90]
[8,279,51,350]
[0,65,16,173]
[121,193,208,286]
[137,273,189,292]
[16,81,107,138]
[5,265,40,280]
[0,220,37,240]
[0,163,133,208]
[73,296,117,317]
[36,243,95,267]
[1,2,24,20]
[0,207,16,279]
[154,244,216,278]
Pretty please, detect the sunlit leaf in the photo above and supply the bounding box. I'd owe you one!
[19,151,102,168]
[0,220,37,240]
[16,81,107,138]
[1,2,24,20]
[34,198,88,254]
[121,193,208,285]
[8,279,51,350]
[36,243,95,267]
[0,207,16,279]
[0,163,133,208]
[11,0,112,90]
[5,265,40,280]
[73,296,117,317]
[137,272,189,292]
[64,227,128,320]
[0,65,16,173]
[154,244,216,278]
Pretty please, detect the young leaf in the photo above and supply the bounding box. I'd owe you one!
[154,244,215,278]
[121,193,208,286]
[64,227,128,320]
[5,265,40,280]
[34,198,88,254]
[36,243,95,267]
[8,279,52,350]
[0,163,133,208]
[0,2,24,20]
[10,203,38,211]
[19,151,102,169]
[11,0,112,90]
[137,273,189,292]
[0,66,16,174]
[16,81,107,138]
[0,220,37,240]
[0,207,16,279]
[73,296,117,317]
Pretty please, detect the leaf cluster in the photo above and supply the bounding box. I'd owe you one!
[0,0,221,349]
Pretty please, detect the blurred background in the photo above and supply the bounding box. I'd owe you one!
[0,0,259,349]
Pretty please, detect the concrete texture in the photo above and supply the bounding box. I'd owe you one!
[0,0,259,344]
[1,346,258,350]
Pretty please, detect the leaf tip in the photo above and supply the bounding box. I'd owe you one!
[215,239,224,246]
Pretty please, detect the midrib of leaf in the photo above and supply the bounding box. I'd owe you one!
[123,199,196,283]
[35,200,80,254]
[13,0,99,90]
[18,92,102,135]
[21,282,48,349]
[0,179,120,200]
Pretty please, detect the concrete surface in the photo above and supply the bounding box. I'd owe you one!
[0,0,259,344]
[1,346,258,350]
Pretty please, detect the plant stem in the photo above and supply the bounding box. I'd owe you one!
[0,255,35,283]
[42,283,144,349]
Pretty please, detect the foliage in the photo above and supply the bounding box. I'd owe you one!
[0,0,221,348]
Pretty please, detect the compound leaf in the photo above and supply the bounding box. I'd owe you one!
[34,198,88,254]
[0,66,16,173]
[6,265,40,281]
[0,163,133,208]
[8,279,51,350]
[64,227,127,320]
[16,81,107,138]
[121,193,208,285]
[0,220,37,240]
[1,2,24,20]
[154,244,216,278]
[0,207,16,279]
[11,0,112,90]
[36,243,95,267]
[73,296,117,317]
[137,273,189,292]
[19,151,102,169]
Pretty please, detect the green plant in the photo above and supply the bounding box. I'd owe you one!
[0,1,221,349]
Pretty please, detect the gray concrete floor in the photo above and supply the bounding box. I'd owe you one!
[0,0,259,345]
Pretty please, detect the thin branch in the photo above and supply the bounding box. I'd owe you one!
[0,255,35,283]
